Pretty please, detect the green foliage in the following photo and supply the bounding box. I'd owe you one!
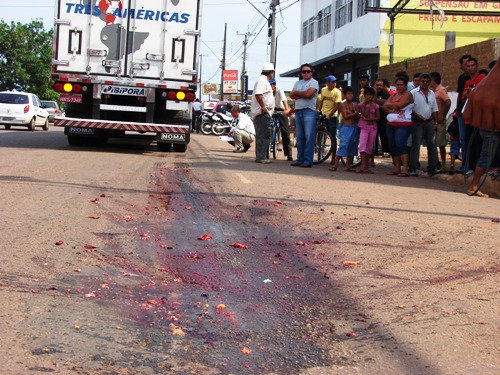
[0,20,57,100]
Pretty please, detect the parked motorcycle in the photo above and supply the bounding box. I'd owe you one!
[211,112,233,136]
[199,111,217,135]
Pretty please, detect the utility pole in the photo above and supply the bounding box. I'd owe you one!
[198,53,207,100]
[237,31,255,102]
[220,23,227,101]
[269,0,279,66]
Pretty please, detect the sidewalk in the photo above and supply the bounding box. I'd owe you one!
[375,154,500,197]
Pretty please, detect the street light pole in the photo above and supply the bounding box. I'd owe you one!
[237,31,255,102]
[270,0,279,67]
[198,53,207,100]
[220,23,227,101]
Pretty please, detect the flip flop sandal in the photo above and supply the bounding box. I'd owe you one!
[397,172,409,177]
[386,171,399,176]
[468,190,489,198]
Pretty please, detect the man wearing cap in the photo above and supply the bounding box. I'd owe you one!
[270,78,293,161]
[251,62,275,164]
[319,75,342,163]
[358,74,371,103]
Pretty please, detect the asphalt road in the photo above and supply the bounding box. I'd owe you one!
[0,127,498,375]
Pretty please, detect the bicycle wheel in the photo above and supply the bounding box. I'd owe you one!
[313,128,334,165]
[351,153,362,168]
[464,128,491,195]
[273,128,281,159]
[341,154,362,168]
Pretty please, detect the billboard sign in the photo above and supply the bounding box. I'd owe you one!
[223,70,238,94]
[203,83,219,95]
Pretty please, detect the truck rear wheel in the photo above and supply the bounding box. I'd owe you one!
[68,135,84,146]
[157,142,172,152]
[173,143,187,153]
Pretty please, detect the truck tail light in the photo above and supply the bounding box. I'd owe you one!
[54,82,64,92]
[53,81,89,94]
[164,90,196,102]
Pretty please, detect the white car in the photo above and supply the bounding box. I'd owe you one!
[40,100,65,122]
[0,91,50,131]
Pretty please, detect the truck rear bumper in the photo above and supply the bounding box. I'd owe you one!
[55,117,189,136]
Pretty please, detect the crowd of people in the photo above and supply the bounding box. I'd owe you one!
[225,57,499,197]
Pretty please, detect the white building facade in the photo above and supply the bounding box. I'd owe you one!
[283,0,389,92]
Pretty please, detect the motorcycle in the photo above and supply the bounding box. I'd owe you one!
[199,111,218,135]
[211,112,234,136]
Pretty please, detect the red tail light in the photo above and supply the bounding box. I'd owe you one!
[165,90,196,102]
[24,105,29,113]
[54,82,64,92]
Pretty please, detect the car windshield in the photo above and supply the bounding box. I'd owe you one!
[41,101,57,108]
[0,93,29,105]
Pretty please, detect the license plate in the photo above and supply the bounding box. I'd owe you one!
[68,127,95,135]
[161,133,186,141]
[60,94,83,103]
[1,117,12,121]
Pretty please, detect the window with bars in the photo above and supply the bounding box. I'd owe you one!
[302,20,308,45]
[302,17,316,45]
[317,5,332,38]
[308,16,315,43]
[335,0,353,29]
[357,0,380,18]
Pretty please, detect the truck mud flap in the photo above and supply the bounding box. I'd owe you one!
[65,126,96,136]
[157,132,190,144]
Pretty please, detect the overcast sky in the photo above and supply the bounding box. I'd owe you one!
[0,0,301,96]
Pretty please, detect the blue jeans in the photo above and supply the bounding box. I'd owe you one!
[386,125,411,156]
[476,130,500,170]
[458,116,467,166]
[409,121,438,171]
[295,109,317,165]
[325,117,339,138]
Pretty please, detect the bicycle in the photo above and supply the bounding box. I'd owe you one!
[312,114,334,165]
[268,113,282,160]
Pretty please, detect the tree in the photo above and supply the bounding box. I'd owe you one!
[0,20,57,100]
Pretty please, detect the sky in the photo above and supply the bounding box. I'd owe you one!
[0,0,301,98]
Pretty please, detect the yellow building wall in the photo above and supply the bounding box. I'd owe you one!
[380,0,500,66]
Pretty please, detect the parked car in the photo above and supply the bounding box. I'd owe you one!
[214,101,231,114]
[0,91,49,131]
[213,101,246,114]
[40,100,64,122]
[202,101,218,112]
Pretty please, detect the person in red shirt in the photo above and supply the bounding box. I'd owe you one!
[462,57,486,173]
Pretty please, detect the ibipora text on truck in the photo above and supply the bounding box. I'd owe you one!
[52,0,202,152]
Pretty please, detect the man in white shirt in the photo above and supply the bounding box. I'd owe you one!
[409,73,439,176]
[229,106,255,153]
[251,62,275,164]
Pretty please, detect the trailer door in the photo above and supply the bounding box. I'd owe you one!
[54,0,201,82]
